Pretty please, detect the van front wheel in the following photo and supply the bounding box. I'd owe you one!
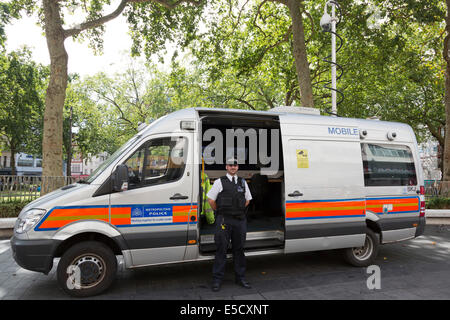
[57,241,117,297]
[343,229,379,267]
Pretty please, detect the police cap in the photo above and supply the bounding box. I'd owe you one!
[225,157,238,165]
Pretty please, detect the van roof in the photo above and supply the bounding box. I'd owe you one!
[193,107,410,129]
[140,107,414,143]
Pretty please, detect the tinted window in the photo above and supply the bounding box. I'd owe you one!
[361,143,417,186]
[124,137,187,190]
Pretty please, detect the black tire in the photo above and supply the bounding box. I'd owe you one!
[57,241,117,298]
[343,228,379,267]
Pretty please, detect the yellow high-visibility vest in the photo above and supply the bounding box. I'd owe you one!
[201,172,215,224]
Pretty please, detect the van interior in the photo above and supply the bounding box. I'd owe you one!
[197,111,285,254]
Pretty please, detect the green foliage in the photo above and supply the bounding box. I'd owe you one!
[426,197,450,209]
[62,79,113,160]
[333,0,445,144]
[0,200,29,218]
[189,0,446,144]
[190,0,296,109]
[1,0,447,175]
[0,49,48,167]
[69,60,211,156]
[126,1,205,60]
[0,2,11,48]
[7,0,206,56]
[4,0,206,182]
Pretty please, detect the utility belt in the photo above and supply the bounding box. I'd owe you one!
[216,213,246,224]
[216,212,246,220]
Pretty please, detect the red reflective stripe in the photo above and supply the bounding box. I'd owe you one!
[49,207,109,217]
[286,200,365,219]
[287,209,364,219]
[286,201,364,209]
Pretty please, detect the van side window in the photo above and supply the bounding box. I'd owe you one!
[361,143,417,186]
[124,137,187,190]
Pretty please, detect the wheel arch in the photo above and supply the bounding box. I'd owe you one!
[54,232,124,258]
[365,211,382,242]
[52,220,127,257]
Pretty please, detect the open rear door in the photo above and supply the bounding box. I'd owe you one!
[279,115,367,253]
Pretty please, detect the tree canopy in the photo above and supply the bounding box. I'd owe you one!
[1,0,449,181]
[0,49,47,174]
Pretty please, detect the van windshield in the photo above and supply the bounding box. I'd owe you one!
[83,135,142,184]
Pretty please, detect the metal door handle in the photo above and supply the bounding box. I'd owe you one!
[170,193,189,200]
[288,191,303,197]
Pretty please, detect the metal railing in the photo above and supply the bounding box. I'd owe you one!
[0,175,83,203]
[424,181,450,198]
[0,175,448,203]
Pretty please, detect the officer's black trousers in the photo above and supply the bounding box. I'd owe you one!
[212,215,247,282]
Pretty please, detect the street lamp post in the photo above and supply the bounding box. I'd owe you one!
[320,1,340,116]
[330,2,337,116]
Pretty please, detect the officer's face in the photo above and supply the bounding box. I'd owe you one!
[226,164,239,175]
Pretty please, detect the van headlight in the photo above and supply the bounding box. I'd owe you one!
[15,209,46,234]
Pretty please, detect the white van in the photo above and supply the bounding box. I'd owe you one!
[10,107,426,297]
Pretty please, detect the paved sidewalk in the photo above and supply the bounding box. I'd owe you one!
[1,225,450,300]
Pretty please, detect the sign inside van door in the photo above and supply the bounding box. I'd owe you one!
[296,149,309,168]
[328,127,359,136]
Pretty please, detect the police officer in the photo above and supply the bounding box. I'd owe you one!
[207,158,252,292]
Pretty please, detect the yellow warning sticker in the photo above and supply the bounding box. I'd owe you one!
[296,149,309,168]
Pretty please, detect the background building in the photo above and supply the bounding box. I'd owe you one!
[419,139,442,182]
[0,152,42,176]
[70,152,109,178]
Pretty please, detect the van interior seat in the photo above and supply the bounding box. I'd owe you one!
[165,156,184,181]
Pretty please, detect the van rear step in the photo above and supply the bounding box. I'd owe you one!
[199,230,284,253]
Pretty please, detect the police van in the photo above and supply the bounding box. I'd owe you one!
[10,107,426,297]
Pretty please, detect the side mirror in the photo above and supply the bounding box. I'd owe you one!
[113,164,129,192]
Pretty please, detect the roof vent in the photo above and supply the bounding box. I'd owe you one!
[360,129,368,139]
[387,131,397,141]
[270,106,320,115]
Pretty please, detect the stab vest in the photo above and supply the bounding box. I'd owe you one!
[216,176,246,218]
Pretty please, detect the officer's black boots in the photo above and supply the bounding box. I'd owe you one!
[212,280,221,292]
[235,278,251,289]
[211,279,251,291]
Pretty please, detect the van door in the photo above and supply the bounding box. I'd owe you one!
[361,142,421,243]
[109,133,194,267]
[281,125,367,253]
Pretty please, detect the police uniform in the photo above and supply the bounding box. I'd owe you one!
[207,171,252,290]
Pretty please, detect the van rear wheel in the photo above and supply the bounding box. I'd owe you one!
[57,241,117,297]
[343,229,379,267]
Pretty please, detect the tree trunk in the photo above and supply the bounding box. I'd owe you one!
[66,145,72,177]
[42,0,68,193]
[285,0,314,108]
[10,147,16,176]
[443,0,450,181]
